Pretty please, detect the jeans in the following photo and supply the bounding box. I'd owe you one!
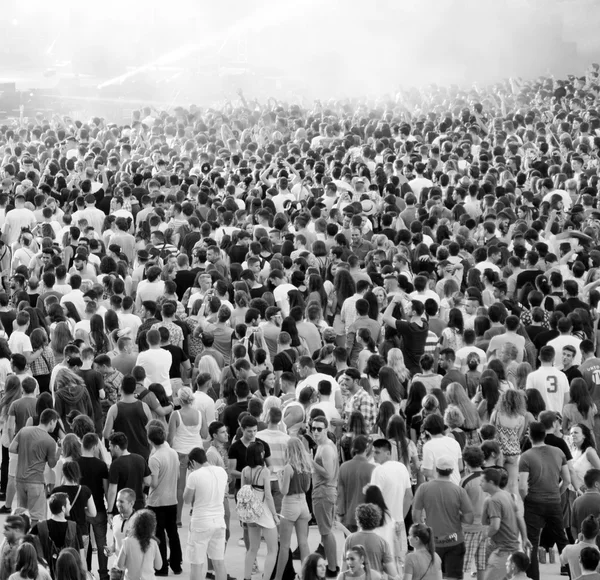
[86,511,109,580]
[16,481,46,523]
[149,504,182,572]
[524,498,568,580]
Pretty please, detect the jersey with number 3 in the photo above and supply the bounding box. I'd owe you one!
[525,366,570,413]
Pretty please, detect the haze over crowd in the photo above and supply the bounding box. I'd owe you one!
[5,0,600,101]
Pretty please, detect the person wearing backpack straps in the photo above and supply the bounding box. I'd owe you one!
[240,440,279,580]
[30,492,80,580]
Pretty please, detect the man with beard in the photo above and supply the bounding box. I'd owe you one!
[68,250,97,283]
[260,306,282,361]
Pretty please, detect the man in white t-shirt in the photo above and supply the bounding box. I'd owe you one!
[295,357,342,411]
[269,269,296,318]
[371,438,413,568]
[525,345,569,413]
[8,311,33,360]
[546,317,582,371]
[193,373,217,427]
[311,379,342,430]
[421,414,463,486]
[135,329,173,396]
[183,447,228,580]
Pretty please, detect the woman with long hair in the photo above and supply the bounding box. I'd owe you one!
[405,524,442,580]
[563,379,597,437]
[281,317,310,356]
[241,441,279,580]
[374,401,396,437]
[54,547,86,580]
[514,362,532,391]
[439,308,465,351]
[88,314,109,355]
[301,554,327,580]
[50,321,73,364]
[332,269,356,343]
[29,328,55,394]
[196,355,221,400]
[445,383,480,445]
[386,415,421,486]
[0,375,22,508]
[486,359,514,391]
[386,349,411,392]
[490,390,527,495]
[477,371,501,423]
[379,366,406,413]
[9,542,52,580]
[525,388,546,420]
[402,382,426,433]
[340,412,368,463]
[116,509,162,579]
[62,301,81,330]
[339,544,380,580]
[356,328,378,373]
[307,274,328,310]
[570,424,600,491]
[275,438,313,580]
[364,486,400,570]
[363,355,385,400]
[412,395,441,458]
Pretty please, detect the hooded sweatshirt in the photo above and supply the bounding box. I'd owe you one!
[54,385,94,432]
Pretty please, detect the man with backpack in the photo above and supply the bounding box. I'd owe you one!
[184,447,228,580]
[30,492,80,579]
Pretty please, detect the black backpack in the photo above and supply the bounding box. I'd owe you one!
[37,519,78,579]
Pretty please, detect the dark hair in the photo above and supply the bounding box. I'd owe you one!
[386,415,410,466]
[525,388,546,418]
[13,542,39,580]
[55,547,85,580]
[301,553,327,580]
[246,440,266,468]
[409,523,436,563]
[364,485,391,527]
[580,546,600,571]
[129,509,157,554]
[509,551,530,573]
[569,378,594,417]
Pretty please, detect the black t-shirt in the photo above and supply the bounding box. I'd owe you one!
[174,269,197,300]
[77,456,109,513]
[249,285,267,299]
[162,345,189,379]
[78,369,104,420]
[228,438,271,489]
[395,319,429,375]
[53,484,92,539]
[31,519,81,550]
[222,401,248,442]
[108,453,151,513]
[273,348,297,373]
[521,433,573,460]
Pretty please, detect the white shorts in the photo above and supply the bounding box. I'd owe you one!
[187,527,226,565]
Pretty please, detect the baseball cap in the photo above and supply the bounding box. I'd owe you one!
[436,456,454,471]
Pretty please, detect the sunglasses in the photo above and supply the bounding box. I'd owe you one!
[310,426,325,433]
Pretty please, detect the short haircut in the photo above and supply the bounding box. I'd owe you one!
[584,468,600,489]
[188,447,207,464]
[109,432,128,450]
[372,438,392,453]
[240,415,258,429]
[351,434,370,455]
[208,421,225,439]
[49,492,69,515]
[147,424,167,446]
[580,546,600,571]
[40,409,59,425]
[235,380,250,399]
[117,488,136,504]
[423,413,445,435]
[268,407,282,424]
[528,421,546,444]
[355,503,382,531]
[482,467,502,486]
[462,445,484,469]
[82,433,99,451]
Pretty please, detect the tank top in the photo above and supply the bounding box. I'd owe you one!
[287,468,311,495]
[171,409,202,454]
[113,401,150,461]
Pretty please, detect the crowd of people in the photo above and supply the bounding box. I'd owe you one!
[0,66,599,580]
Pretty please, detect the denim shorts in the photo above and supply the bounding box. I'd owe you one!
[281,494,311,522]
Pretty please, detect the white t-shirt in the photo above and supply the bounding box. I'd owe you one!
[136,348,173,396]
[186,465,227,530]
[525,365,569,413]
[193,391,217,425]
[8,330,32,354]
[546,335,582,370]
[296,373,341,400]
[118,312,142,338]
[273,283,296,318]
[422,436,463,486]
[371,460,411,522]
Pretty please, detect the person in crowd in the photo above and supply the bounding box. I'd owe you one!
[413,456,474,580]
[115,509,162,580]
[0,515,27,580]
[560,514,600,580]
[184,446,228,580]
[518,421,570,580]
[404,523,443,580]
[107,488,136,558]
[147,423,182,576]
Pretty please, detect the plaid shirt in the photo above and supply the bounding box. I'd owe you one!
[104,368,124,404]
[30,346,55,377]
[345,387,377,433]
